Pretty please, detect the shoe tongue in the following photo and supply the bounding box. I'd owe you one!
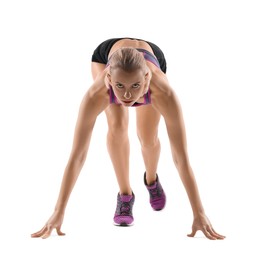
[147,182,157,190]
[120,194,133,202]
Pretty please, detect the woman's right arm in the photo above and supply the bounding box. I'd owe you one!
[31,74,109,239]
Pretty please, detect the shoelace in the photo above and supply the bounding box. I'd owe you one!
[119,202,131,216]
[149,186,162,199]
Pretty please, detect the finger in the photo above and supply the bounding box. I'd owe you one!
[31,226,48,238]
[187,227,197,237]
[56,227,66,236]
[41,225,53,239]
[211,227,226,239]
[202,227,217,240]
[206,226,222,239]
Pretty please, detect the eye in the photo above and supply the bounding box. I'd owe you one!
[132,83,140,89]
[116,83,124,89]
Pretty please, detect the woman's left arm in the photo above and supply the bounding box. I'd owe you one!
[152,77,225,240]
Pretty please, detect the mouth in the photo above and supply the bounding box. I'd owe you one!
[122,100,134,104]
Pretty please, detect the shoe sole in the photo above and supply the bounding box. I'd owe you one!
[113,221,134,227]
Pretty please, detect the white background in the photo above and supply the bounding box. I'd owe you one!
[1,0,261,259]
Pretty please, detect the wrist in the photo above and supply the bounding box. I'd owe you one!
[193,209,206,219]
[54,206,66,215]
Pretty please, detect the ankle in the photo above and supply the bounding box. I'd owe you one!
[146,178,156,185]
[119,189,133,196]
[145,173,157,186]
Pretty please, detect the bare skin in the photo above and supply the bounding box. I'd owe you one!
[31,39,225,240]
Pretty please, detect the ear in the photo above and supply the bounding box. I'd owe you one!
[107,73,112,84]
[144,70,152,81]
[143,72,150,94]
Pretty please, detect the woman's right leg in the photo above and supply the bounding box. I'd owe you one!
[91,62,132,196]
[105,105,132,195]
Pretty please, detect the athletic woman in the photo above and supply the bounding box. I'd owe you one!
[31,38,225,240]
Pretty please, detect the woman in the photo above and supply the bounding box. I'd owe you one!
[31,37,225,239]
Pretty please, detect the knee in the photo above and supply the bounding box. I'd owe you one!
[107,121,128,140]
[137,129,159,149]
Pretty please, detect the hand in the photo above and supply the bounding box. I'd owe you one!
[31,211,65,239]
[187,213,225,240]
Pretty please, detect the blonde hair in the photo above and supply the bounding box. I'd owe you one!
[109,47,147,73]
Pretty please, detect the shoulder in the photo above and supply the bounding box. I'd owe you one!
[88,68,109,98]
[83,69,109,111]
[150,71,180,117]
[150,71,173,101]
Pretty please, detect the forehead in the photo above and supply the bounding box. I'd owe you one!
[110,68,144,83]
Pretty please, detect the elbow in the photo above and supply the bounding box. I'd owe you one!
[68,150,87,169]
[172,152,190,172]
[76,152,87,166]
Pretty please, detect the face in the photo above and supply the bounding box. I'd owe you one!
[107,68,149,107]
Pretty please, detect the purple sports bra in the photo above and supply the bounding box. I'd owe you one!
[108,48,160,107]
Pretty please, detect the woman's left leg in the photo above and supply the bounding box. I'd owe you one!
[136,105,166,210]
[136,105,161,185]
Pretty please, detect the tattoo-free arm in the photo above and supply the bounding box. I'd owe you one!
[152,80,225,239]
[54,88,108,214]
[31,80,109,238]
[154,88,205,217]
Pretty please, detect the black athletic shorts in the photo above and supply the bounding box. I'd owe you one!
[91,37,167,73]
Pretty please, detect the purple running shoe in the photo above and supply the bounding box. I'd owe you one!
[114,193,135,226]
[144,173,166,211]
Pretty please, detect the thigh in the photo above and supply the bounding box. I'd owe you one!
[91,62,129,130]
[136,105,161,143]
[105,104,129,130]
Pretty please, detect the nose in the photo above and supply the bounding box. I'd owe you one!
[124,91,132,100]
